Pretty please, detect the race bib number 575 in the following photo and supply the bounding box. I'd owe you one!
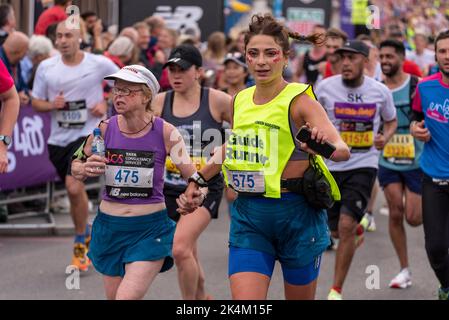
[227,170,265,194]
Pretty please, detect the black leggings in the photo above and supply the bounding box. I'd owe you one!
[422,174,449,288]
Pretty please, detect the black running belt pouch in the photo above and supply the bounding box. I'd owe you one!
[302,156,334,210]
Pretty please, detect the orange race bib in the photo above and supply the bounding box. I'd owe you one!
[383,134,415,165]
[334,102,376,153]
[341,131,373,148]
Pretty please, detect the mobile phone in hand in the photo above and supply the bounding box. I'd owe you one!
[295,126,336,159]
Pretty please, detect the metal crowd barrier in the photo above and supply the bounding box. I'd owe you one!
[0,178,102,234]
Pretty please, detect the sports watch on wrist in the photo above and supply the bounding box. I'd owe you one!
[0,135,11,146]
[188,172,208,187]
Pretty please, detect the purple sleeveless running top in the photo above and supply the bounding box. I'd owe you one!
[102,115,166,205]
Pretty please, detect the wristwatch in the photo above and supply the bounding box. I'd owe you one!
[0,135,11,146]
[188,172,208,187]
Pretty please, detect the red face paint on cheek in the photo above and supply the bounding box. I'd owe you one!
[271,50,282,63]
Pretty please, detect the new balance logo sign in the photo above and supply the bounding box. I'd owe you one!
[110,188,120,197]
[154,6,203,34]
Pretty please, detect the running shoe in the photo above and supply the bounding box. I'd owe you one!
[389,269,412,289]
[327,288,343,300]
[71,243,90,272]
[438,287,449,300]
[360,212,376,232]
[355,224,365,248]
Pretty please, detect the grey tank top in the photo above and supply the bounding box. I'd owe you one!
[161,87,224,192]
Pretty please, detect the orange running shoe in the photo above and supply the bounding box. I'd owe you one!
[71,243,90,272]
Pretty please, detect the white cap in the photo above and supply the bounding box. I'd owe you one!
[105,65,160,99]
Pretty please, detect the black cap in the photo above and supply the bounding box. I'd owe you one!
[223,51,247,69]
[163,44,203,70]
[335,40,370,57]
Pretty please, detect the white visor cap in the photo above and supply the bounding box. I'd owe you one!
[105,65,160,99]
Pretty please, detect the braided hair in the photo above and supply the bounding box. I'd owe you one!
[244,13,325,55]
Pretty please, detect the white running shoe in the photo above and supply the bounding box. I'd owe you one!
[50,195,70,213]
[379,206,390,216]
[389,269,412,289]
[360,213,376,232]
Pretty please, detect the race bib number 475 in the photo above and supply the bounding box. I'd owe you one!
[105,149,154,199]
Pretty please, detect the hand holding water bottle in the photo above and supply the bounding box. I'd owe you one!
[85,128,107,177]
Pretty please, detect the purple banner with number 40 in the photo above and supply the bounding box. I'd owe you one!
[0,104,58,191]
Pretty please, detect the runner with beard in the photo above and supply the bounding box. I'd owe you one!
[316,40,398,300]
[378,39,423,289]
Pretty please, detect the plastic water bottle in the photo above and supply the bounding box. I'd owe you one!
[91,128,105,157]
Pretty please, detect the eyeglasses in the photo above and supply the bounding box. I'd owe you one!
[111,87,144,96]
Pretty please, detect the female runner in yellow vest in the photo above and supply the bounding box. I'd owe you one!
[178,14,350,300]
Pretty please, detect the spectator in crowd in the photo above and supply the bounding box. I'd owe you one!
[177,26,202,50]
[203,31,227,88]
[101,25,117,51]
[120,27,139,45]
[134,22,150,52]
[27,35,54,89]
[235,30,246,55]
[137,23,173,91]
[119,27,140,64]
[145,15,165,49]
[104,36,134,69]
[408,33,435,76]
[0,31,30,105]
[80,11,104,53]
[133,22,151,67]
[320,28,348,79]
[221,51,248,96]
[158,28,178,60]
[0,4,16,46]
[34,0,71,36]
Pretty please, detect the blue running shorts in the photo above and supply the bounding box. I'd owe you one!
[88,209,175,277]
[378,165,423,195]
[229,192,330,275]
[229,247,322,285]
